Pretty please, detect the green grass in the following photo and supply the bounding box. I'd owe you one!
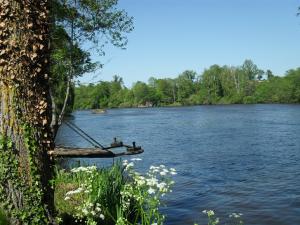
[54,160,176,225]
[54,163,127,224]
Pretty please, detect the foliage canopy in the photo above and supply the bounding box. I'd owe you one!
[74,60,300,109]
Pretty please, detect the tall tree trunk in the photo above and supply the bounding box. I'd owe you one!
[57,74,71,126]
[0,0,55,224]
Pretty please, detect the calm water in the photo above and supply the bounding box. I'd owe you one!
[56,104,300,225]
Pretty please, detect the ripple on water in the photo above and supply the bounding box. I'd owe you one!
[56,105,300,225]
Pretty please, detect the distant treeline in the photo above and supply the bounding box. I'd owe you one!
[74,60,300,109]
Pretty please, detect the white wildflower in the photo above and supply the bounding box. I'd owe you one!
[148,187,156,194]
[138,175,145,180]
[64,196,70,201]
[136,179,146,186]
[202,209,215,216]
[82,208,89,215]
[146,177,158,186]
[56,217,62,223]
[100,214,105,220]
[149,167,160,173]
[71,166,87,173]
[87,165,97,171]
[70,165,97,173]
[150,165,158,170]
[157,182,167,190]
[66,187,84,196]
[124,162,134,170]
[207,210,215,216]
[160,171,167,176]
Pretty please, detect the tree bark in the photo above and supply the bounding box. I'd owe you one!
[0,0,54,224]
[57,74,71,126]
[50,87,58,138]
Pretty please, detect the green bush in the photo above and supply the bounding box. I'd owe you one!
[0,210,9,225]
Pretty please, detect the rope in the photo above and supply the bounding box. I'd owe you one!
[64,121,105,149]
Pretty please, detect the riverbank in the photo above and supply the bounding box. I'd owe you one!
[75,102,300,112]
[74,67,300,110]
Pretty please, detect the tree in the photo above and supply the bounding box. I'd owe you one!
[0,1,55,224]
[176,70,197,103]
[241,59,263,80]
[52,0,133,53]
[132,81,150,105]
[110,75,124,93]
[218,66,238,97]
[108,75,125,107]
[154,78,176,105]
[285,68,300,102]
[200,65,224,103]
[50,0,134,134]
[50,26,97,134]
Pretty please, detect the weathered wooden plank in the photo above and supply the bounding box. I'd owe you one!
[113,149,144,157]
[48,148,115,158]
[48,147,144,158]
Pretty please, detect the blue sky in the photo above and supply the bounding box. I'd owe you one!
[80,0,300,87]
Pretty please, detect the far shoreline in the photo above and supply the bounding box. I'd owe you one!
[73,103,300,112]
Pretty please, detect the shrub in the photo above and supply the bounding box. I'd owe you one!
[0,210,9,225]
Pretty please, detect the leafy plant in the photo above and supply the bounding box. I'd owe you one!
[54,159,177,225]
[0,210,9,225]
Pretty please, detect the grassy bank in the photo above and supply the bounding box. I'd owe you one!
[1,160,245,225]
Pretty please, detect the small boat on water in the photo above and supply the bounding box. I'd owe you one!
[91,109,107,114]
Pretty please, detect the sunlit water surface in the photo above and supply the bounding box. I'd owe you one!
[56,104,300,225]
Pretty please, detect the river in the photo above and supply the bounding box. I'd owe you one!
[55,104,300,225]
